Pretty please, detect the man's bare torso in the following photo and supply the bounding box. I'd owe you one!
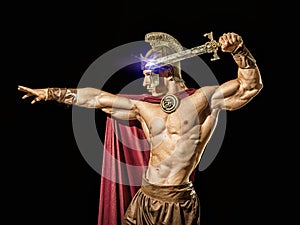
[135,87,219,185]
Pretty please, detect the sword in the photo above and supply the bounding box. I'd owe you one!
[144,32,221,69]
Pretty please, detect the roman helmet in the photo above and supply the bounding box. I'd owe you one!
[140,32,185,85]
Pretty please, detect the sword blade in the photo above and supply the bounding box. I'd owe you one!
[144,32,221,69]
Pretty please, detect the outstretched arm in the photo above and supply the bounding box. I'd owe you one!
[211,32,263,111]
[18,86,139,119]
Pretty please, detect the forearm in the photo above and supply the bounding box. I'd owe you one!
[212,45,263,110]
[46,87,137,111]
[45,87,102,107]
[232,44,256,69]
[46,88,77,105]
[232,45,263,92]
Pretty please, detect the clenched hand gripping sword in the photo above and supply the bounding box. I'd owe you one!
[144,32,222,69]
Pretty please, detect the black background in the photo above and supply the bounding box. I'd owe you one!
[13,1,277,225]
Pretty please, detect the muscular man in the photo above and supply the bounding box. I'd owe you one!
[18,32,263,225]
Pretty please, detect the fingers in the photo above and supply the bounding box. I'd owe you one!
[19,85,32,100]
[219,32,242,52]
[219,32,239,43]
[18,85,28,92]
[22,93,33,99]
[18,85,35,95]
[18,85,45,104]
[31,97,41,104]
[20,93,39,104]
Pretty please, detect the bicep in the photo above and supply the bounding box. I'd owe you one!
[211,78,258,111]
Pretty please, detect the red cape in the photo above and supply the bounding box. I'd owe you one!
[97,88,197,225]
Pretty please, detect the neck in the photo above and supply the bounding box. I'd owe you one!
[166,82,187,95]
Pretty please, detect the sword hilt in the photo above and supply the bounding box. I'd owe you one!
[203,32,221,61]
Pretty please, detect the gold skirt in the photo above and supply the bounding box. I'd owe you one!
[122,176,200,225]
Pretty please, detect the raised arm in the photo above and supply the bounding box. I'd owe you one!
[18,86,139,120]
[211,32,263,111]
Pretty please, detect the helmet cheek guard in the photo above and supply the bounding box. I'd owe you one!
[149,71,159,88]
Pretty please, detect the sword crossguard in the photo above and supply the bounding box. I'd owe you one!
[203,32,221,61]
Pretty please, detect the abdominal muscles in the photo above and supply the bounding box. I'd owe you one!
[146,123,209,185]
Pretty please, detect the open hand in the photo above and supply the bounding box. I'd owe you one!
[18,85,48,104]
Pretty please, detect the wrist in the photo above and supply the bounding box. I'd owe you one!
[44,88,49,101]
[231,40,244,54]
[46,88,77,104]
[231,45,256,69]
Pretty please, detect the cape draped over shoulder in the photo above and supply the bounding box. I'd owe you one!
[97,88,197,225]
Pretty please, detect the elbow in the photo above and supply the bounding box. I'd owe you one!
[97,93,112,108]
[252,82,263,96]
[240,85,262,101]
[254,71,263,93]
[243,78,263,97]
[257,82,263,92]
